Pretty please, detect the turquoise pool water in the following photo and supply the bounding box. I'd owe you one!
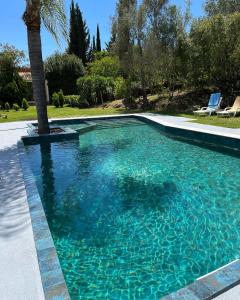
[25,118,240,299]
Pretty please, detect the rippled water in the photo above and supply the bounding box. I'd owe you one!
[25,118,240,299]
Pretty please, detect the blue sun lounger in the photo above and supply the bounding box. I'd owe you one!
[193,93,222,116]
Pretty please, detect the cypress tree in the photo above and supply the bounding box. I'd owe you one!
[106,20,117,53]
[68,1,90,65]
[76,4,90,64]
[87,45,93,62]
[92,35,96,52]
[68,0,78,55]
[96,25,101,52]
[106,31,116,52]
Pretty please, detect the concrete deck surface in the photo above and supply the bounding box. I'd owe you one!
[0,121,45,300]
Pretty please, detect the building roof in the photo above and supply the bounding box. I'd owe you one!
[18,68,32,82]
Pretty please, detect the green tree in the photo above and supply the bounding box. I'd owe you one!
[23,0,66,134]
[143,0,168,38]
[96,25,101,52]
[157,5,190,98]
[0,44,28,106]
[68,1,90,65]
[205,0,240,16]
[77,76,115,105]
[134,4,148,106]
[45,52,85,96]
[189,13,240,92]
[113,0,137,76]
[68,0,78,56]
[88,56,121,78]
[106,20,117,53]
[92,36,96,52]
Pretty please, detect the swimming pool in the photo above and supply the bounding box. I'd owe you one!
[25,117,240,299]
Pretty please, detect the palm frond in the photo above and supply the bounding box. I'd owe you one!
[40,0,68,44]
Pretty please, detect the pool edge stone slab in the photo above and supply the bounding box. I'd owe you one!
[17,141,70,300]
[161,260,240,300]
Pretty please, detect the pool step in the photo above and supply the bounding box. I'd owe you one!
[50,118,146,136]
[73,121,97,134]
[94,118,146,130]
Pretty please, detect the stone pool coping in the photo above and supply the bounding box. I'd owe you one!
[162,259,240,299]
[15,113,240,299]
[18,141,70,300]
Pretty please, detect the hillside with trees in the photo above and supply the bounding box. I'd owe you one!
[61,0,240,112]
[1,0,239,116]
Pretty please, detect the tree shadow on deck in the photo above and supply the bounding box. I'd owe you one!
[0,145,31,239]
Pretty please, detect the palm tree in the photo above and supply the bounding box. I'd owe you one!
[23,0,66,134]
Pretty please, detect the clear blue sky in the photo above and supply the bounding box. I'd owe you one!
[0,0,204,60]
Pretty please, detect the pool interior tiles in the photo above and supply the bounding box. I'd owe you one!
[21,116,240,299]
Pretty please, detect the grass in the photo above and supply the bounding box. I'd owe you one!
[0,106,134,123]
[176,113,240,129]
[1,105,240,129]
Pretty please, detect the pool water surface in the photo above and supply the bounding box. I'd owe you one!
[25,117,240,299]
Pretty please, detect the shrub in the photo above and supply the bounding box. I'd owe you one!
[70,98,79,108]
[13,103,20,111]
[64,95,79,107]
[64,95,89,108]
[52,92,60,108]
[22,98,29,111]
[4,102,10,111]
[130,81,142,98]
[122,98,137,110]
[78,98,90,108]
[58,89,64,107]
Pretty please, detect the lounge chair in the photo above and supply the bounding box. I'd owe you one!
[193,93,222,116]
[217,96,240,117]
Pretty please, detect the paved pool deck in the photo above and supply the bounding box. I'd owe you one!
[0,121,45,300]
[0,114,240,300]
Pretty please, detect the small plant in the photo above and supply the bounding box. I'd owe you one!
[58,90,64,108]
[13,103,20,111]
[4,102,10,111]
[52,92,60,108]
[22,98,29,111]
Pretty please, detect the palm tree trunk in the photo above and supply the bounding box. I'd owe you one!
[28,28,50,134]
[24,1,50,134]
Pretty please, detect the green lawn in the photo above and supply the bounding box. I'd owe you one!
[1,106,240,129]
[176,113,240,129]
[0,106,133,123]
